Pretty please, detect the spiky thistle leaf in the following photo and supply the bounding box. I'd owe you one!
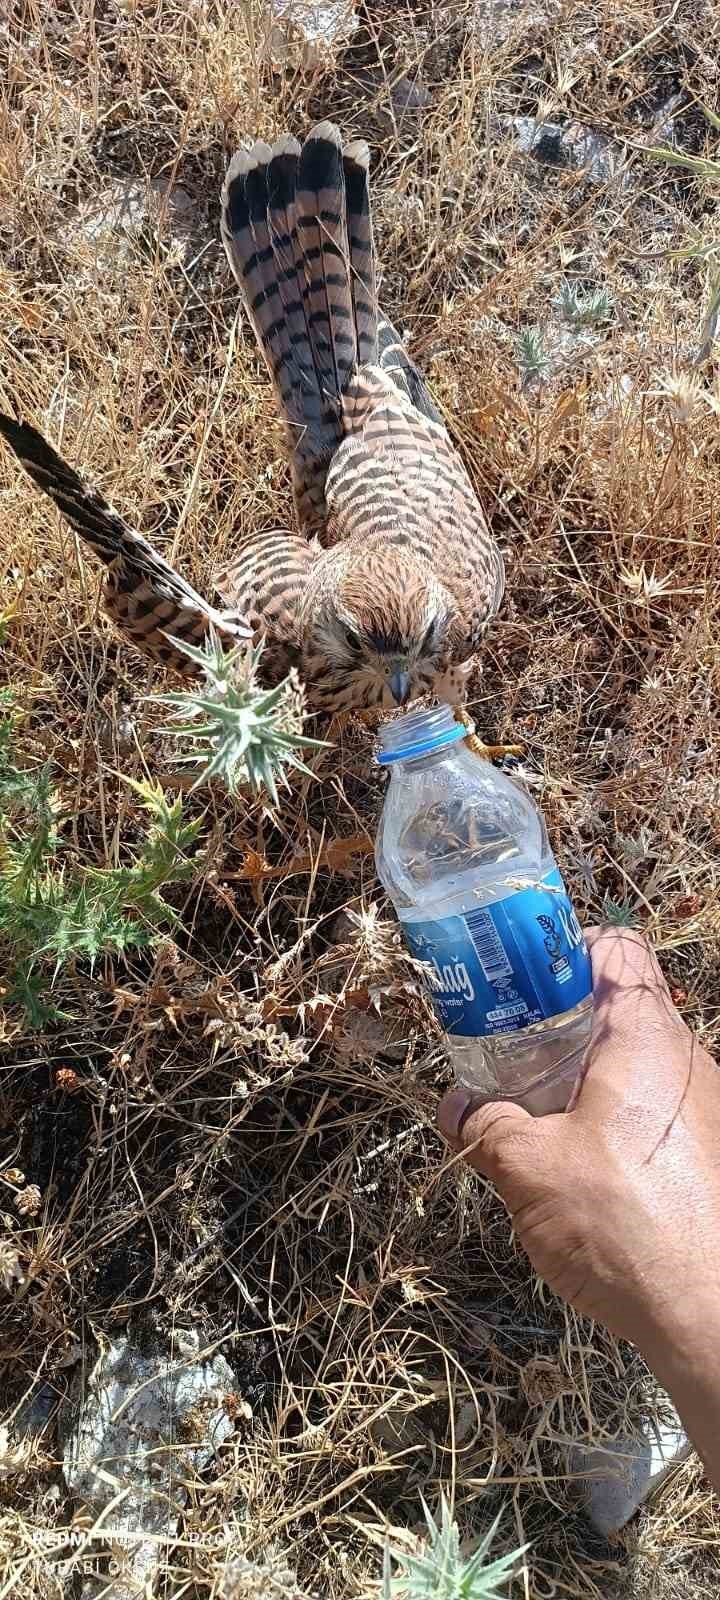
[157,632,327,804]
[381,1495,527,1599]
[0,708,205,1021]
[554,279,615,328]
[642,145,720,182]
[601,892,642,929]
[515,326,549,388]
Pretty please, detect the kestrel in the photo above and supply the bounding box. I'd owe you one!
[218,121,504,711]
[0,121,504,715]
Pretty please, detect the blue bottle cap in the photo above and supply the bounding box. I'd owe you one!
[377,704,468,765]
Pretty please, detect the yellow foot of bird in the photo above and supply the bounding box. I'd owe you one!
[453,707,523,763]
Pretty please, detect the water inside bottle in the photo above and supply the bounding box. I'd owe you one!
[396,860,593,1115]
[376,706,593,1115]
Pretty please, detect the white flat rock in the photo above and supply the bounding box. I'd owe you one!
[570,1404,691,1535]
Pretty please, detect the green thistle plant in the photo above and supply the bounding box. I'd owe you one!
[157,632,327,805]
[555,279,615,328]
[0,699,203,1024]
[515,326,550,389]
[601,892,642,929]
[381,1496,527,1599]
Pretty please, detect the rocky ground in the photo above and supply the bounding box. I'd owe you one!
[1,0,719,1595]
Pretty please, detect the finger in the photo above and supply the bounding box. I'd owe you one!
[437,1090,476,1144]
[437,1093,535,1181]
[576,925,690,1120]
[588,926,674,1045]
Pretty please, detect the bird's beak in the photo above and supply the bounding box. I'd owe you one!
[389,670,412,706]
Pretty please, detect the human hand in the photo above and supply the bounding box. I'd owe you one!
[437,927,720,1356]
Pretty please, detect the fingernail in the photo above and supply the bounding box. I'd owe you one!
[437,1090,473,1142]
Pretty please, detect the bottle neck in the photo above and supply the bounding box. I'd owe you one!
[390,743,463,775]
[377,704,466,767]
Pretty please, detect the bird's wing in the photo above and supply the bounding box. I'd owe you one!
[0,413,249,674]
[377,315,443,426]
[213,529,317,682]
[328,373,505,649]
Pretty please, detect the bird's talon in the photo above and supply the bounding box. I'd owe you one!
[453,706,521,763]
[465,737,524,761]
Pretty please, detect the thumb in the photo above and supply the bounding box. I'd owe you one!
[437,1090,537,1183]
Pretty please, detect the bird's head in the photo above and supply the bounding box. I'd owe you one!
[305,555,458,711]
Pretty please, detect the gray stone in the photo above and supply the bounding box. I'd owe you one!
[220,1552,316,1599]
[75,177,196,262]
[13,1380,58,1441]
[570,1407,691,1535]
[59,1330,238,1597]
[268,0,358,65]
[473,0,560,46]
[388,75,431,113]
[511,117,625,185]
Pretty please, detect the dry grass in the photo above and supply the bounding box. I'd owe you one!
[1,0,720,1595]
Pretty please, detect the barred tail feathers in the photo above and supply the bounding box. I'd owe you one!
[222,124,383,527]
[294,122,356,402]
[221,125,381,420]
[265,134,319,406]
[341,139,378,368]
[221,140,320,429]
[0,411,144,570]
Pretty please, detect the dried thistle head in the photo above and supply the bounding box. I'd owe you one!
[652,370,713,424]
[618,562,676,601]
[337,901,405,989]
[220,1551,316,1600]
[55,1066,82,1093]
[0,1425,34,1481]
[0,1239,24,1292]
[15,1184,41,1217]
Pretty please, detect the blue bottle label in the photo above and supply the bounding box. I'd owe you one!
[401,868,591,1037]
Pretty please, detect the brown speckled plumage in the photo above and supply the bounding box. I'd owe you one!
[218,121,504,712]
[0,122,503,714]
[0,413,249,674]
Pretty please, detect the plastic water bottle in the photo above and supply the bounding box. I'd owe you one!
[376,705,593,1115]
